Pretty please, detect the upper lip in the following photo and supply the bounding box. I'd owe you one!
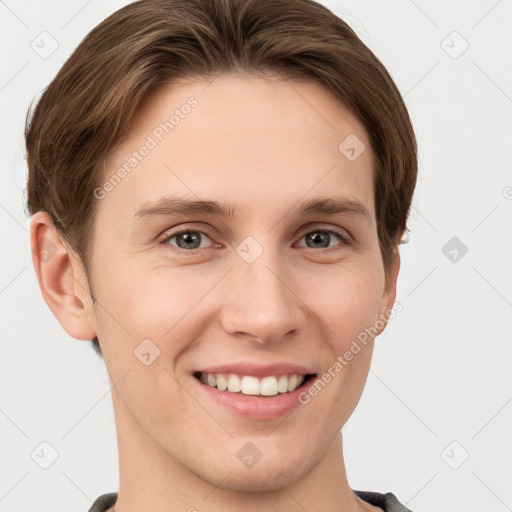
[195,362,316,378]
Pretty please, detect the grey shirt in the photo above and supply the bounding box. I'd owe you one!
[88,490,413,511]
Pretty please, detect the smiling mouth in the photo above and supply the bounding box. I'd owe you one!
[193,371,316,396]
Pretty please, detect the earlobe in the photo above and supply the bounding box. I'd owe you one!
[30,211,97,341]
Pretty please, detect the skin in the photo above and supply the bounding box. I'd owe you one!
[31,73,401,512]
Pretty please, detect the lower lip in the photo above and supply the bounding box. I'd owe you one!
[192,375,315,420]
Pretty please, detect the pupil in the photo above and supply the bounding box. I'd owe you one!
[308,231,329,248]
[180,232,200,249]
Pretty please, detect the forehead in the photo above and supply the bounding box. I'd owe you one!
[100,73,374,223]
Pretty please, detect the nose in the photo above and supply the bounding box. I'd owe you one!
[219,252,306,344]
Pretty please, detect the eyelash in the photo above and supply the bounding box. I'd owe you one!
[159,225,352,254]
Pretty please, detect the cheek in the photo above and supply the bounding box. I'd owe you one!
[296,262,385,346]
[94,258,230,352]
[302,268,383,424]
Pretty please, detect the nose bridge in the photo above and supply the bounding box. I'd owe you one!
[220,240,304,342]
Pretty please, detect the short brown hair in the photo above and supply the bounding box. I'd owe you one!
[25,0,417,355]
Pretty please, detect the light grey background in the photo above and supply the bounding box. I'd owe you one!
[1,1,511,511]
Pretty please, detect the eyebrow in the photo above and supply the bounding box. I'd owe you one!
[134,195,371,225]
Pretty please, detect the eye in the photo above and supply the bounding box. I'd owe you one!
[160,226,351,253]
[161,229,215,251]
[295,227,351,251]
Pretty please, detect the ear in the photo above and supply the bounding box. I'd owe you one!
[375,239,402,336]
[30,211,97,340]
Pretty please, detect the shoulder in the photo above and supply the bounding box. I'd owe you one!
[87,493,118,512]
[353,490,414,512]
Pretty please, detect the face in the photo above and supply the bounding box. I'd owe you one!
[79,74,398,491]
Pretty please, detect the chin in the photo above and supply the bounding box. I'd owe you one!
[195,449,314,493]
[220,465,306,493]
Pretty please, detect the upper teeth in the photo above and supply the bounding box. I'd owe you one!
[199,372,305,396]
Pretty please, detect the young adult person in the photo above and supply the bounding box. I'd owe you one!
[26,1,418,510]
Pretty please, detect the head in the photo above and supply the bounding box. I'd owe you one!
[26,0,416,494]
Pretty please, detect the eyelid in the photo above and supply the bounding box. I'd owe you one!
[294,224,352,250]
[298,223,351,240]
[159,226,218,251]
[159,223,352,252]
